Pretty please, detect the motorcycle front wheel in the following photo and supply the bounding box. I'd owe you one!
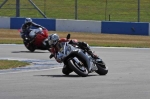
[24,42,35,52]
[95,61,108,75]
[62,65,73,75]
[68,58,88,77]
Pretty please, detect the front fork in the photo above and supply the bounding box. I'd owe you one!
[72,57,86,71]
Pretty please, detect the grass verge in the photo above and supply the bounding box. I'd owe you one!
[0,29,150,48]
[0,60,30,70]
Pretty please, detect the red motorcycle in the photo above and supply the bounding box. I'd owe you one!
[19,28,49,52]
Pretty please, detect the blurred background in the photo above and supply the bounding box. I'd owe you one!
[0,0,150,22]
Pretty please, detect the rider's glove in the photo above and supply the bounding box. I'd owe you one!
[49,54,54,59]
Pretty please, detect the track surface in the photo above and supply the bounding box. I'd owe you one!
[0,44,150,99]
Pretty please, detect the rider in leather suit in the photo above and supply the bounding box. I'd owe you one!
[20,18,45,40]
[47,33,99,75]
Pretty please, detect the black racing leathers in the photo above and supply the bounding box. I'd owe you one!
[69,40,99,59]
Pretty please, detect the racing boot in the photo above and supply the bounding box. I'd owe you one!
[82,42,99,59]
[77,42,99,59]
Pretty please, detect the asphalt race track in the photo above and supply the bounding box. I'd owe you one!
[0,44,150,99]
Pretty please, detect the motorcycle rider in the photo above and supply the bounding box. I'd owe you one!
[20,18,45,41]
[47,33,99,75]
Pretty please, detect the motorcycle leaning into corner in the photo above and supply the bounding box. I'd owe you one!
[51,34,108,77]
[19,27,49,52]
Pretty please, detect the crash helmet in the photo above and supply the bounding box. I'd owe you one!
[25,18,32,23]
[48,33,59,47]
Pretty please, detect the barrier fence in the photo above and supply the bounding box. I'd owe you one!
[0,17,150,36]
[0,0,150,22]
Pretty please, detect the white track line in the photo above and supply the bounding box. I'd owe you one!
[0,67,62,75]
[0,44,150,49]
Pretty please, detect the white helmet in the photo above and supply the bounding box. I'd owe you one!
[25,18,32,23]
[48,34,59,47]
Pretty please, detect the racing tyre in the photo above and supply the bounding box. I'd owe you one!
[62,66,73,75]
[68,58,88,77]
[95,61,108,75]
[24,42,35,52]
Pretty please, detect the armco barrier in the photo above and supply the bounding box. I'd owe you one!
[10,17,56,31]
[0,17,10,29]
[101,21,149,36]
[56,19,101,33]
[0,17,150,36]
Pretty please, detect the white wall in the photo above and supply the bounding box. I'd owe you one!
[56,19,101,33]
[0,17,10,29]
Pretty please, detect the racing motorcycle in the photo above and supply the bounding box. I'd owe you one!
[56,34,108,77]
[20,28,49,52]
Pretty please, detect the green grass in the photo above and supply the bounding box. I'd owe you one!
[0,0,150,22]
[0,60,30,70]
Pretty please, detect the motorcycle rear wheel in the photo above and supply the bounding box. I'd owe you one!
[68,58,88,77]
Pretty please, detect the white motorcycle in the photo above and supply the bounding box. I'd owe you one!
[56,34,108,77]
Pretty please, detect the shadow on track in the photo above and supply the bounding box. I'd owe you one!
[11,51,49,53]
[34,74,97,78]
